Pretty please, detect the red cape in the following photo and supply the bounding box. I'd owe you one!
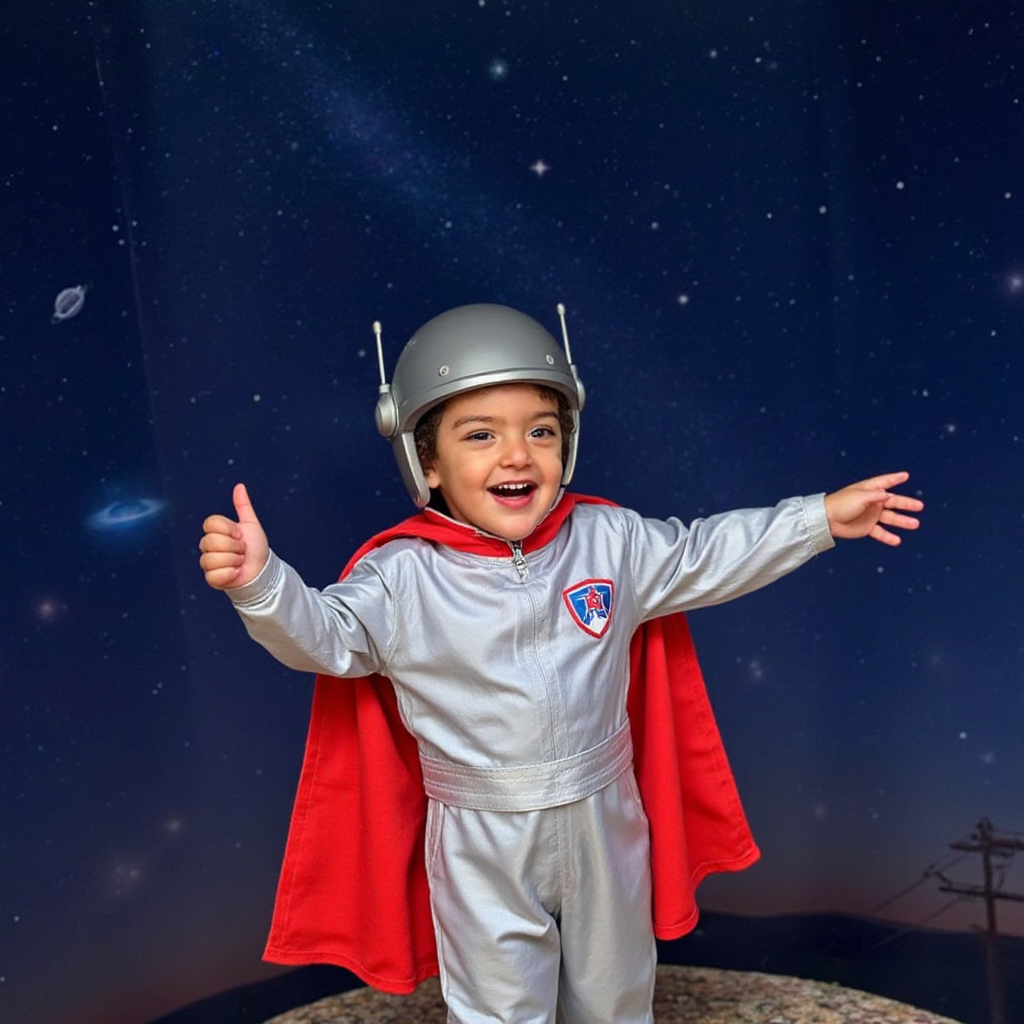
[263,494,759,992]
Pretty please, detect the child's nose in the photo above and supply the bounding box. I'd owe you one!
[500,437,531,466]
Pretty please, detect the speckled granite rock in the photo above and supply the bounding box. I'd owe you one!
[262,965,964,1023]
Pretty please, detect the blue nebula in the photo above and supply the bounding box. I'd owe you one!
[88,498,165,532]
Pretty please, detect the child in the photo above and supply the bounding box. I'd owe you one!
[199,303,922,1024]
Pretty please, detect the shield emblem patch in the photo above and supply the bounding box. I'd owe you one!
[562,579,615,638]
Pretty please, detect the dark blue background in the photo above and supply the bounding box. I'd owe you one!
[2,2,1021,1023]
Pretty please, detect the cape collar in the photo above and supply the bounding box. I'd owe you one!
[418,489,578,556]
[342,492,607,576]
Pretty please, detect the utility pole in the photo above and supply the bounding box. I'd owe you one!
[931,818,1024,1024]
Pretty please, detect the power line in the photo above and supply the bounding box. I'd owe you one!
[934,818,1024,1024]
[867,872,936,917]
[869,896,966,951]
[866,851,967,916]
[864,818,1024,1024]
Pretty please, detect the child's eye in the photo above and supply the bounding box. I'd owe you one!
[530,426,557,439]
[466,430,493,442]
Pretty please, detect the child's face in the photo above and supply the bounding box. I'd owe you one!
[423,383,564,542]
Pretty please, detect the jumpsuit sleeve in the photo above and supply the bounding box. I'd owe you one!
[225,549,394,678]
[624,494,835,622]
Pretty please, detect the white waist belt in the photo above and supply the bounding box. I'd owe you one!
[419,721,633,812]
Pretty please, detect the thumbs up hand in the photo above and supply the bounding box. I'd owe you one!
[199,483,271,589]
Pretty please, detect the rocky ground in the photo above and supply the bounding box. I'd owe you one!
[262,965,965,1024]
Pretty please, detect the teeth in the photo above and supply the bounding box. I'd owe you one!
[492,482,533,496]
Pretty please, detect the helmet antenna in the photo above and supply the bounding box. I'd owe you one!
[556,303,573,365]
[556,302,586,411]
[372,319,400,438]
[373,320,389,390]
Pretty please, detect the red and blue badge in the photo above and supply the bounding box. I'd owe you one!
[562,579,615,638]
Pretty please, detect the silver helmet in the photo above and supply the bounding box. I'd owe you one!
[374,303,586,507]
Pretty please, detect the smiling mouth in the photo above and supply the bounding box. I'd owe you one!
[488,482,537,499]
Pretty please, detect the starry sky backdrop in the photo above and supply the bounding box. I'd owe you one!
[1,2,1022,1023]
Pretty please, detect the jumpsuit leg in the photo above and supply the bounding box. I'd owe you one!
[424,771,656,1024]
[556,772,656,1024]
[426,799,564,1024]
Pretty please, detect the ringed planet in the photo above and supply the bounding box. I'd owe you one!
[87,498,166,532]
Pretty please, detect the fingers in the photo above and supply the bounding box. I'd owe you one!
[865,473,924,511]
[883,492,924,513]
[199,490,249,589]
[864,470,910,491]
[199,545,245,589]
[878,509,921,531]
[826,471,924,544]
[868,494,923,546]
[200,484,262,541]
[199,509,244,555]
[199,527,244,556]
[233,482,261,526]
[198,531,245,583]
[202,563,246,589]
[869,524,903,546]
[201,512,241,540]
[861,472,924,526]
[199,484,269,589]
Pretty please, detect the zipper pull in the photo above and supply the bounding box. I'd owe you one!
[510,541,529,582]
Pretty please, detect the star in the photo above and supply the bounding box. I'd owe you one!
[529,159,551,177]
[33,596,67,623]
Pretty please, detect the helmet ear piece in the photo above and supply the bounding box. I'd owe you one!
[573,377,586,413]
[392,432,431,507]
[375,388,399,438]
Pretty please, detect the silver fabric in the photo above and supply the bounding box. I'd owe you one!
[228,496,834,1024]
[426,771,656,1024]
[420,720,633,811]
[230,497,833,769]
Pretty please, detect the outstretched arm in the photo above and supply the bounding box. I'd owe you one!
[200,485,388,678]
[199,483,271,588]
[824,471,923,546]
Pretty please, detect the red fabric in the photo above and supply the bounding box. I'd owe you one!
[263,494,759,992]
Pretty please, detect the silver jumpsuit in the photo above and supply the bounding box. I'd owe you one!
[228,498,834,1024]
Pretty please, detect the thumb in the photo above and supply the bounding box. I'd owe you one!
[232,482,262,527]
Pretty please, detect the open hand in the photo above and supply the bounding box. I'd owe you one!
[198,483,270,589]
[824,471,923,546]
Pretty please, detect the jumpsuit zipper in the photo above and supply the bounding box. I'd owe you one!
[510,541,529,582]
